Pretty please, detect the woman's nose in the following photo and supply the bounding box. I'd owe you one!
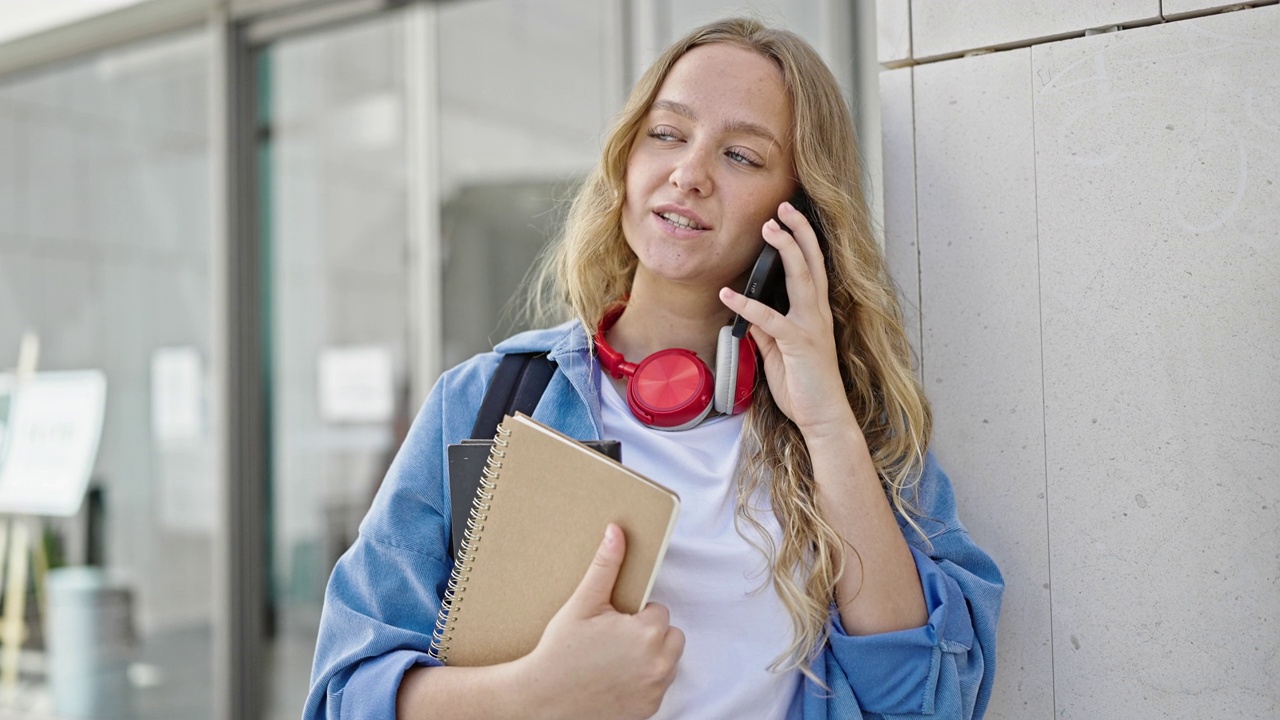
[669,146,713,195]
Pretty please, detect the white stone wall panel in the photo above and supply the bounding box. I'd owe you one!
[1032,6,1280,717]
[1163,0,1258,19]
[876,0,912,65]
[879,66,922,379]
[912,48,1055,720]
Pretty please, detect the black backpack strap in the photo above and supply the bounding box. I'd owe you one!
[469,351,557,440]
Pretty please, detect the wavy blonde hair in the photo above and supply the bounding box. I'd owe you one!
[530,18,932,679]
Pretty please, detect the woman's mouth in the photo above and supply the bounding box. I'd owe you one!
[656,210,707,231]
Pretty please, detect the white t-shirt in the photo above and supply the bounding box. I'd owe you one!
[600,367,802,720]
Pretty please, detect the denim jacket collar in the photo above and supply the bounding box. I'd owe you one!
[493,320,603,440]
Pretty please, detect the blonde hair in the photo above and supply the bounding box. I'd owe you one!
[531,18,932,680]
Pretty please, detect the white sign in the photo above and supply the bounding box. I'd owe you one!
[157,441,216,534]
[150,347,216,533]
[318,346,394,423]
[0,370,107,517]
[151,347,204,442]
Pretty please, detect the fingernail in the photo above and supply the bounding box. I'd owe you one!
[603,524,616,546]
[766,218,780,230]
[781,201,794,213]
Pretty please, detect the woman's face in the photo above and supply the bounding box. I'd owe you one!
[622,43,797,295]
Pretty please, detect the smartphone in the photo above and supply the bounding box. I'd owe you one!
[731,243,788,339]
[730,194,820,339]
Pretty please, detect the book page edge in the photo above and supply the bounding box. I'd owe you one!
[639,494,680,609]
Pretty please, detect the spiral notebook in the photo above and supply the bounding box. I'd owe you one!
[446,438,621,560]
[431,413,680,667]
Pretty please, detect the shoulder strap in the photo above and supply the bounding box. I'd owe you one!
[469,351,557,440]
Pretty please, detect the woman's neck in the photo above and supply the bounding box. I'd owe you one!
[608,273,735,364]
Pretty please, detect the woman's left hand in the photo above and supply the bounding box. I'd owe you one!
[719,201,856,440]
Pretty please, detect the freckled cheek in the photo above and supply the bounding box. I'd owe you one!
[622,178,650,232]
[736,192,778,239]
[623,165,662,222]
[626,152,661,189]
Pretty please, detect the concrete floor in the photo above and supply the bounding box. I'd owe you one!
[0,612,320,720]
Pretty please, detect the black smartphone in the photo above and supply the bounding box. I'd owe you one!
[731,243,788,339]
[730,194,819,339]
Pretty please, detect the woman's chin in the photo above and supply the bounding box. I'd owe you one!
[632,269,737,301]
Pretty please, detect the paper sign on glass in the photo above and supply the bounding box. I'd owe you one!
[151,347,204,442]
[317,346,394,423]
[0,370,107,517]
[151,345,203,440]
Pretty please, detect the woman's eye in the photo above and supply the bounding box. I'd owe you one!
[726,149,764,167]
[648,126,680,142]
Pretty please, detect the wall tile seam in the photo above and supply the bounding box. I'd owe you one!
[1163,0,1280,22]
[876,2,1278,71]
[907,66,924,388]
[1025,46,1058,720]
[884,23,1158,69]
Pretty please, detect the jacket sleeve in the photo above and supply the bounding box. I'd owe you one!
[302,355,498,719]
[821,452,1004,719]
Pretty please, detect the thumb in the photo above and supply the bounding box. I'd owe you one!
[569,523,625,612]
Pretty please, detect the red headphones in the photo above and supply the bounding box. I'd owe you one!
[594,305,757,431]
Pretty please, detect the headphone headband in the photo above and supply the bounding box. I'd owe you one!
[596,305,637,379]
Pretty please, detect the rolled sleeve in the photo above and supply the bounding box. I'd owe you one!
[333,650,441,720]
[826,546,975,716]
[809,452,1004,719]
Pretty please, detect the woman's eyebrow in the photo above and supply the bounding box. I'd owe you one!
[651,99,780,145]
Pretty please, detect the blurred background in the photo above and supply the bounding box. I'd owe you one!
[1,1,1276,720]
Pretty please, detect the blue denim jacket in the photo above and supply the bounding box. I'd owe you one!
[305,321,1003,720]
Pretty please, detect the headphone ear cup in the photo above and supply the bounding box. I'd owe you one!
[627,348,715,430]
[714,325,739,415]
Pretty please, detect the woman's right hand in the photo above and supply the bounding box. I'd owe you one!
[513,523,684,720]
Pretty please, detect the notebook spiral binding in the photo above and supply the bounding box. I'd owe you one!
[430,425,511,662]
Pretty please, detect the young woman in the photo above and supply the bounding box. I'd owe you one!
[306,18,1002,720]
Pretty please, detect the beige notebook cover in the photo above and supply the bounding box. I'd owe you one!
[432,412,680,667]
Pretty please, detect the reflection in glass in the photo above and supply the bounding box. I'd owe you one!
[438,0,618,364]
[0,29,214,720]
[260,12,413,719]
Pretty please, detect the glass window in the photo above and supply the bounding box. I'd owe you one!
[258,12,414,719]
[263,3,621,713]
[438,0,621,366]
[0,29,215,720]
